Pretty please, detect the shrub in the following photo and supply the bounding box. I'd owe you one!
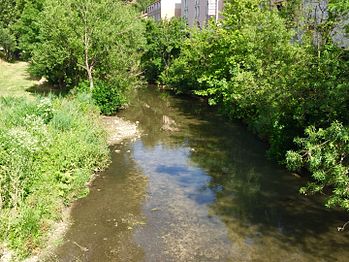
[0,95,109,258]
[141,18,188,84]
[92,80,126,115]
[286,122,349,210]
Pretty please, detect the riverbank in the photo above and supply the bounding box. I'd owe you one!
[0,60,139,261]
[21,117,139,262]
[0,95,109,260]
[16,119,138,262]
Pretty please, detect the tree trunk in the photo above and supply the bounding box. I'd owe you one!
[84,30,94,91]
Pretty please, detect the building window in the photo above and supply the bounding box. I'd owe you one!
[195,0,200,19]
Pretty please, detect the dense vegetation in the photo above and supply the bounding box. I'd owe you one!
[141,18,188,84]
[141,0,349,212]
[0,0,348,258]
[1,0,145,114]
[0,94,109,258]
[0,0,144,258]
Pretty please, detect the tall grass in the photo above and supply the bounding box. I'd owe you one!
[0,93,109,258]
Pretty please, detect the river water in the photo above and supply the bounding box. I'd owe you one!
[51,88,348,261]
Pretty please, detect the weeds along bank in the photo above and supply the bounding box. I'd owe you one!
[0,0,144,259]
[0,94,109,258]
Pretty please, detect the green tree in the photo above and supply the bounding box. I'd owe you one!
[0,0,24,60]
[0,0,21,28]
[0,0,45,60]
[167,0,312,156]
[0,28,17,60]
[31,0,145,90]
[141,18,188,84]
[164,0,349,212]
[14,0,45,59]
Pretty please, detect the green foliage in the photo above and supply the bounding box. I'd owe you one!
[0,0,29,60]
[30,0,145,90]
[141,18,188,84]
[0,28,17,60]
[0,0,23,28]
[167,0,311,156]
[0,95,109,258]
[329,0,349,14]
[14,0,44,59]
[164,26,214,93]
[91,80,127,115]
[75,79,128,115]
[165,0,349,155]
[134,0,153,11]
[161,0,349,211]
[286,122,349,210]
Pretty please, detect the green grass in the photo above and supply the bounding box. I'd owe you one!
[0,61,110,259]
[0,59,37,97]
[0,95,110,258]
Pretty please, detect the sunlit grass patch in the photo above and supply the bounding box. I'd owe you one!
[0,59,36,97]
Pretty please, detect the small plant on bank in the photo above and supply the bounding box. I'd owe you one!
[75,80,127,115]
[92,81,127,116]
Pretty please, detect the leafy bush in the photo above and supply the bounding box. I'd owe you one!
[165,0,349,158]
[0,95,109,258]
[286,122,349,210]
[161,0,349,212]
[74,80,127,115]
[166,0,311,156]
[141,18,188,84]
[92,80,126,115]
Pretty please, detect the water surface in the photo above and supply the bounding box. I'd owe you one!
[52,88,349,261]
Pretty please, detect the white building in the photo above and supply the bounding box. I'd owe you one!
[145,0,182,21]
[182,0,223,27]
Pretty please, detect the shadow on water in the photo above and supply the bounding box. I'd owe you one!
[121,87,349,261]
[168,91,349,261]
[52,87,348,262]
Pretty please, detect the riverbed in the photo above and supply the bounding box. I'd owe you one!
[50,87,349,261]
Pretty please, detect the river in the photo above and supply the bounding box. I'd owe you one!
[50,87,348,261]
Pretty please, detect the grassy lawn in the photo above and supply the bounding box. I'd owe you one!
[0,59,37,97]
